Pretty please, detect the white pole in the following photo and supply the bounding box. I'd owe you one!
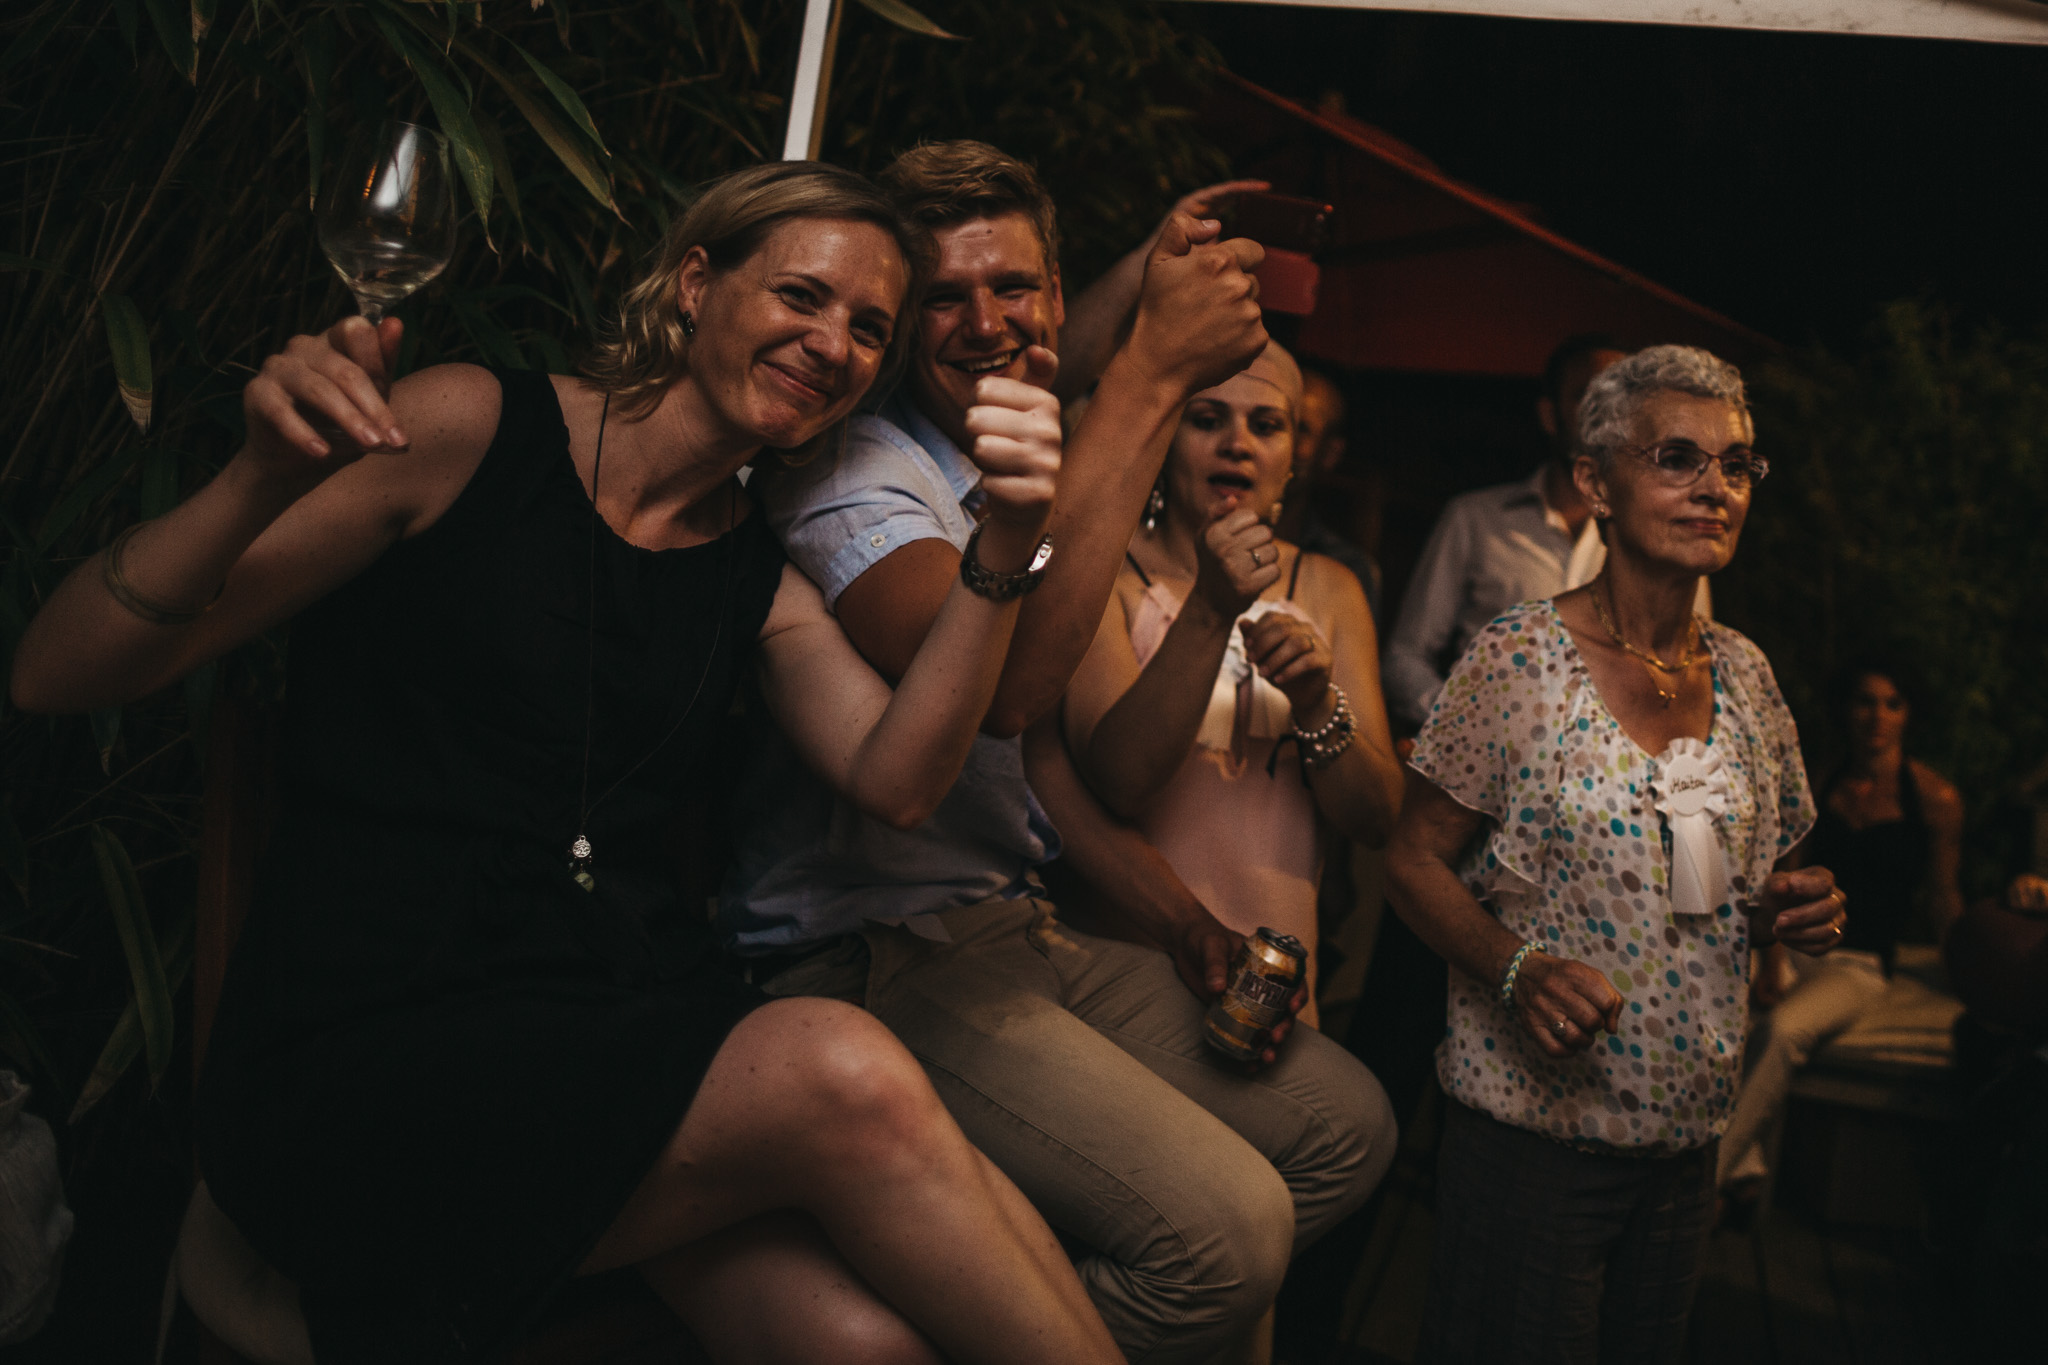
[783,0,839,160]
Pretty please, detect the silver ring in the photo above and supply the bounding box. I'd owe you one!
[1250,547,1265,567]
[1552,1018,1570,1038]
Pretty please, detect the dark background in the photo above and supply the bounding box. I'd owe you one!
[1182,6,2048,350]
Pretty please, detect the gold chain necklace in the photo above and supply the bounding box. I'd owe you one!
[1589,576,1705,708]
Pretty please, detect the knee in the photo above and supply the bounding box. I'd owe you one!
[1169,1157,1296,1332]
[809,1303,945,1365]
[757,998,950,1163]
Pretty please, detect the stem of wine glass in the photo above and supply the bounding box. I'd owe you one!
[354,292,385,325]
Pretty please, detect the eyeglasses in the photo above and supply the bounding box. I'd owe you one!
[1620,441,1770,490]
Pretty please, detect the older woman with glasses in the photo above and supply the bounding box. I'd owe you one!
[1387,345,1849,1364]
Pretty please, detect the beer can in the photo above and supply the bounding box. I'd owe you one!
[1203,928,1307,1061]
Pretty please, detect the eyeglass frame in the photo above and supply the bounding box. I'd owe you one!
[1613,439,1770,489]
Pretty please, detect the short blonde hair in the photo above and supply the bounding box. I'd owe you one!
[877,141,1060,273]
[582,161,934,425]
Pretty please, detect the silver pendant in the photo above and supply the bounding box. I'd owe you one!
[569,834,595,892]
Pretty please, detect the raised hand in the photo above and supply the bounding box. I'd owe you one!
[1760,867,1848,953]
[1513,951,1625,1058]
[964,344,1062,541]
[1241,610,1334,717]
[1126,213,1267,396]
[242,315,410,484]
[1158,179,1270,240]
[1192,502,1279,618]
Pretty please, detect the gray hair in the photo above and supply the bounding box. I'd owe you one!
[1575,345,1752,466]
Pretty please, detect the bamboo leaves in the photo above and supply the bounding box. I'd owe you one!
[464,44,617,217]
[100,292,153,434]
[853,0,962,41]
[368,4,495,242]
[89,826,174,1093]
[142,0,196,81]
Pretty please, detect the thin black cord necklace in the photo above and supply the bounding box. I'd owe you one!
[568,394,738,892]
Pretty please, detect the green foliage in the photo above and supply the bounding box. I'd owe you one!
[0,0,1222,1132]
[1718,301,2048,893]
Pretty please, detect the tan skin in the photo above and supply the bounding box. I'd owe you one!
[1388,391,1849,1059]
[831,207,1267,738]
[12,218,1121,1365]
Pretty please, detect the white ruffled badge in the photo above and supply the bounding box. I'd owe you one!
[1651,738,1732,917]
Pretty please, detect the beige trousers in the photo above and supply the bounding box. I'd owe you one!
[768,898,1396,1365]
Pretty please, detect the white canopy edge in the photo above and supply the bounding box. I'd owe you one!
[1171,0,2048,46]
[784,0,2047,159]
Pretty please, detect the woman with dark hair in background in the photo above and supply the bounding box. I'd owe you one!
[1717,661,1965,1193]
[9,162,1121,1365]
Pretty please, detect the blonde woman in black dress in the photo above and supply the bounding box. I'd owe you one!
[11,164,1120,1365]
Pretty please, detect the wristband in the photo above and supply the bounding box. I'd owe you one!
[1499,940,1548,1008]
[101,523,222,626]
[958,522,1053,601]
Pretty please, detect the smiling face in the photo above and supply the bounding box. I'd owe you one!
[1580,390,1753,576]
[678,216,909,450]
[1165,363,1298,531]
[1847,673,1910,752]
[908,211,1065,449]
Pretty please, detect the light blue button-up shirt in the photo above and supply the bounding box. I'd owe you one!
[719,392,1060,954]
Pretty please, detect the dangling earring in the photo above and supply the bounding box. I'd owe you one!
[1269,498,1285,526]
[680,312,697,340]
[1143,477,1166,532]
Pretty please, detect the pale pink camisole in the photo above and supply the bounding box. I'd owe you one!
[1125,551,1324,1005]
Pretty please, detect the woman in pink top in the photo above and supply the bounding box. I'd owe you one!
[1061,344,1404,1022]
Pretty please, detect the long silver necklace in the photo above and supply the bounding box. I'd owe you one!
[568,395,737,891]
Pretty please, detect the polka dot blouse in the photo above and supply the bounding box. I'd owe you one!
[1408,599,1815,1153]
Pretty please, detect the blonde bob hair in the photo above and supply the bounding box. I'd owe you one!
[582,161,934,430]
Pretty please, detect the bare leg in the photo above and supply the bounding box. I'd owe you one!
[582,997,1123,1365]
[650,1211,942,1365]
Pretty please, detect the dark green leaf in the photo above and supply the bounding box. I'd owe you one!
[101,292,153,434]
[470,106,522,225]
[0,252,50,272]
[370,8,495,241]
[90,825,174,1086]
[506,40,612,162]
[450,292,528,369]
[851,0,963,41]
[68,918,191,1123]
[191,0,218,49]
[299,15,337,208]
[468,48,617,216]
[113,0,141,60]
[141,0,196,81]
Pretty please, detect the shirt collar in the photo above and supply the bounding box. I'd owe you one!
[881,390,983,509]
[1510,463,1572,536]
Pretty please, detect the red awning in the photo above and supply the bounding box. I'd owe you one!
[1202,72,1777,376]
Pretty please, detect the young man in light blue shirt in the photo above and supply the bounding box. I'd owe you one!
[723,142,1396,1364]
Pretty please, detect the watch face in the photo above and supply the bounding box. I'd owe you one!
[1027,537,1054,573]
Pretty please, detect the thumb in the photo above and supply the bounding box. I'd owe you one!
[1019,344,1059,392]
[1151,210,1215,263]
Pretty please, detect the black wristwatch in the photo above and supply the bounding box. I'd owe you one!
[958,522,1054,601]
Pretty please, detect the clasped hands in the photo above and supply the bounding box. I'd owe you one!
[1190,503,1336,722]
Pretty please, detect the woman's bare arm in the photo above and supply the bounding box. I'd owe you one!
[1386,770,1623,1057]
[10,319,497,713]
[758,377,1060,830]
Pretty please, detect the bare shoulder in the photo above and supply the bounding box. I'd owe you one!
[1293,548,1371,619]
[375,363,506,538]
[1912,760,1964,826]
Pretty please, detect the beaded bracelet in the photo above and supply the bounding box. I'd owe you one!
[1291,685,1356,773]
[1498,940,1548,1008]
[101,523,222,626]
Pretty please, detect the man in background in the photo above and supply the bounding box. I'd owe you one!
[1279,368,1383,625]
[1381,333,1628,728]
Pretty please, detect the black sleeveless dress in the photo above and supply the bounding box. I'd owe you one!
[1808,762,1932,972]
[194,370,786,1363]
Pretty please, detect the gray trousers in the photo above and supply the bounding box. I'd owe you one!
[767,898,1396,1365]
[1419,1100,1716,1365]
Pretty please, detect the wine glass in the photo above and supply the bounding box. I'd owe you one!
[317,121,458,322]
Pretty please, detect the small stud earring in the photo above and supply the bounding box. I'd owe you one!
[1593,501,1610,518]
[680,312,696,340]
